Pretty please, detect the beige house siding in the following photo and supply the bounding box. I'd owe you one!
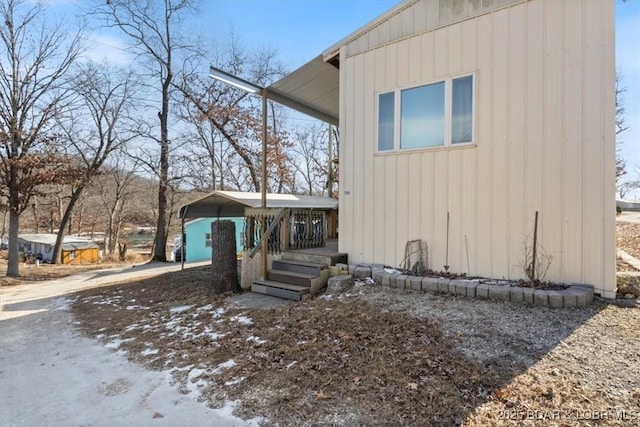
[338,0,616,297]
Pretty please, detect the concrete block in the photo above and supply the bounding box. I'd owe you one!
[371,269,385,284]
[335,263,349,271]
[546,290,564,308]
[352,265,372,279]
[422,277,440,294]
[406,276,423,292]
[509,287,524,303]
[348,264,358,274]
[381,273,393,287]
[396,274,409,289]
[476,283,489,299]
[522,288,536,305]
[437,278,450,294]
[372,263,385,269]
[464,282,478,298]
[449,280,467,296]
[559,289,577,308]
[488,285,511,302]
[569,284,594,305]
[534,290,549,306]
[565,286,592,308]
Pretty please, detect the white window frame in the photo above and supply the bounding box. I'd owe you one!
[376,72,476,153]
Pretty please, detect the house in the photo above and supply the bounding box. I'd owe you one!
[18,234,100,264]
[260,0,615,297]
[177,217,245,263]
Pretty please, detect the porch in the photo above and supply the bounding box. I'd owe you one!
[179,190,347,300]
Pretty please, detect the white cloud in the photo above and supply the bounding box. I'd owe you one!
[81,33,133,66]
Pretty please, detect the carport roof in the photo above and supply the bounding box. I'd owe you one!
[179,190,338,219]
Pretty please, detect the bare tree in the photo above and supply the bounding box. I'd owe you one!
[177,37,290,193]
[291,124,332,195]
[96,155,141,255]
[616,70,630,185]
[96,0,195,262]
[50,63,138,263]
[0,0,84,276]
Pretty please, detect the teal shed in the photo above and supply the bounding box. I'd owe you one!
[182,217,244,262]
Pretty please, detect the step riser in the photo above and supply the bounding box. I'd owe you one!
[282,252,348,266]
[267,271,312,287]
[271,260,324,276]
[252,283,303,301]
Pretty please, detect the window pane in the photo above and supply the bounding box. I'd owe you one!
[378,92,395,151]
[401,82,444,149]
[452,76,473,144]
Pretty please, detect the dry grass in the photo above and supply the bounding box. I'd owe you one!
[617,222,640,261]
[71,267,640,426]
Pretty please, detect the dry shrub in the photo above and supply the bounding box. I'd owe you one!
[100,251,149,264]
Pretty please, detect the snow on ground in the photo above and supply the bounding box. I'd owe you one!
[230,314,253,325]
[0,262,259,426]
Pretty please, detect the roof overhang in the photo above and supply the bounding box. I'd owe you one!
[266,55,339,125]
[179,190,338,219]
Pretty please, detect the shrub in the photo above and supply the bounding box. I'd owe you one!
[617,205,622,215]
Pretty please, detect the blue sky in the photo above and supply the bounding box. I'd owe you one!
[41,0,640,180]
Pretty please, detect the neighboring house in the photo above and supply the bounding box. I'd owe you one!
[178,217,245,263]
[261,0,616,297]
[18,234,99,264]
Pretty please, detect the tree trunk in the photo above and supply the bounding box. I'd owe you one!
[51,187,84,265]
[209,220,240,295]
[7,165,20,277]
[118,242,127,262]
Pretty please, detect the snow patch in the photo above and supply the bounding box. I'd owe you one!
[105,338,134,349]
[141,348,159,356]
[230,315,253,325]
[212,359,236,375]
[169,305,193,313]
[224,377,245,386]
[246,336,266,345]
[212,307,227,318]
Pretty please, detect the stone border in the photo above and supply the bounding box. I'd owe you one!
[336,263,594,308]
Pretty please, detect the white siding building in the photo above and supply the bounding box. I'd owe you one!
[269,0,616,297]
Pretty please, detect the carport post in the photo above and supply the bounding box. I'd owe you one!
[261,88,268,279]
[208,66,269,278]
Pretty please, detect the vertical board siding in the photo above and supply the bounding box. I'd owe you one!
[507,5,526,278]
[339,0,615,296]
[362,53,376,263]
[351,54,366,262]
[541,0,564,281]
[475,12,494,278]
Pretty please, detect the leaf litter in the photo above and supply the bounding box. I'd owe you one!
[71,265,640,426]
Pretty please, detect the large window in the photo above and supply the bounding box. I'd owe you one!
[377,74,474,151]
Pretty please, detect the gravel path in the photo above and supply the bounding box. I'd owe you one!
[0,262,255,427]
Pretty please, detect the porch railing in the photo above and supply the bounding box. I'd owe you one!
[242,208,326,255]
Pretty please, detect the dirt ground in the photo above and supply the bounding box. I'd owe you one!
[617,221,640,268]
[71,265,640,426]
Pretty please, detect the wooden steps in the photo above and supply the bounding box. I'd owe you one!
[251,251,346,301]
[252,279,310,301]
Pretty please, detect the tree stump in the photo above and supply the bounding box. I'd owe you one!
[118,242,127,262]
[210,220,241,296]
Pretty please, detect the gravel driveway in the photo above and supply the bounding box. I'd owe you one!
[0,262,256,427]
